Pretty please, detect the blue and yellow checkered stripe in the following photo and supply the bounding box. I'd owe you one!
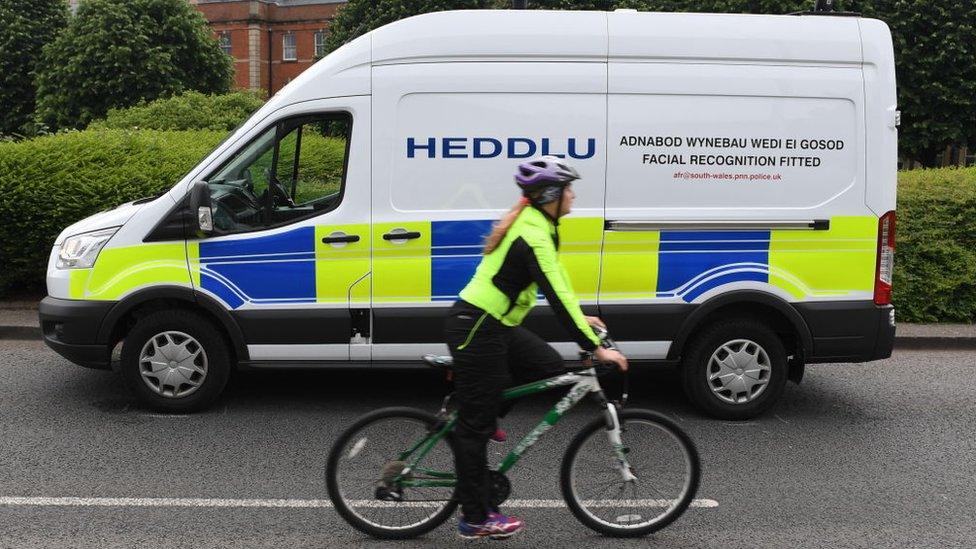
[71,216,876,309]
[600,216,877,302]
[186,224,371,309]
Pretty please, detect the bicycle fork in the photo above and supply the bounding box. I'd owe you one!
[604,402,638,482]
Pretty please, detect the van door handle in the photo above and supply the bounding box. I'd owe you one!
[322,234,360,244]
[382,230,422,241]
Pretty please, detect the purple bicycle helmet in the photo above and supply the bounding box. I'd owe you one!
[515,156,580,205]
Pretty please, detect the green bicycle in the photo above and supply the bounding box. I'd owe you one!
[325,327,701,539]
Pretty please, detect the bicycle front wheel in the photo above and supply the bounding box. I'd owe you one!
[325,407,458,539]
[560,409,700,537]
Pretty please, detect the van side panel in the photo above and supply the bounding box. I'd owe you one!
[607,12,862,65]
[370,61,608,355]
[600,17,892,362]
[602,62,872,305]
[768,216,876,300]
[605,63,866,216]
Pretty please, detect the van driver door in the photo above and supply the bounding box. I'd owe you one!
[188,97,371,363]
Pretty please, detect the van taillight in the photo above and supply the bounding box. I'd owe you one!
[874,211,896,305]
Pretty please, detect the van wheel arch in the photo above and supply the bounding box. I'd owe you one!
[98,286,248,364]
[668,290,812,366]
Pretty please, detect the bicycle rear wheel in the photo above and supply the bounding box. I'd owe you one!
[325,407,458,539]
[560,408,700,537]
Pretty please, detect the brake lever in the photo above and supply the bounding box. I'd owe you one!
[582,322,628,407]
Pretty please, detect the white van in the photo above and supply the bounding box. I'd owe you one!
[39,9,898,419]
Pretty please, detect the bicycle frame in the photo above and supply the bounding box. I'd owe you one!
[395,367,632,488]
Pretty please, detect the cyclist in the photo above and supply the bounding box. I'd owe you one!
[445,156,629,539]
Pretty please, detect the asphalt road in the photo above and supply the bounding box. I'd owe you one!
[1,340,973,549]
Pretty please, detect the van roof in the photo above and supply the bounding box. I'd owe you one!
[371,9,865,66]
[257,8,883,122]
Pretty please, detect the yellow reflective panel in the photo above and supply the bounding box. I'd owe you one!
[769,216,877,298]
[599,230,660,300]
[85,244,191,300]
[372,221,432,303]
[68,269,92,299]
[187,241,201,288]
[558,217,604,300]
[348,272,370,304]
[315,224,371,304]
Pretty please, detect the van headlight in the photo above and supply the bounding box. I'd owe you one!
[56,227,119,269]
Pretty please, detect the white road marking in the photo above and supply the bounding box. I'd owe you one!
[509,499,719,509]
[0,496,719,509]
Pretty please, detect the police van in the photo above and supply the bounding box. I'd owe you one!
[38,9,898,419]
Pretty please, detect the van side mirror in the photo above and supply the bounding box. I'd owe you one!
[189,181,214,236]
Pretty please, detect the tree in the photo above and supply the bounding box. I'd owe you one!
[851,0,976,166]
[324,0,495,55]
[34,0,233,130]
[0,0,68,136]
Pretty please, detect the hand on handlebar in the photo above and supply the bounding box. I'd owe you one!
[594,346,628,372]
[584,315,606,330]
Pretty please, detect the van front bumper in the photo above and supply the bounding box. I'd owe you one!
[38,297,116,370]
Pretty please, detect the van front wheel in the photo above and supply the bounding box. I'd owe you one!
[120,310,231,413]
[680,318,788,420]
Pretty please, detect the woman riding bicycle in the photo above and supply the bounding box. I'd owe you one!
[445,156,629,539]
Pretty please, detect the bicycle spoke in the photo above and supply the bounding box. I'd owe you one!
[565,414,698,534]
[639,477,678,503]
[592,475,622,501]
[575,477,624,491]
[328,412,456,536]
[339,475,382,483]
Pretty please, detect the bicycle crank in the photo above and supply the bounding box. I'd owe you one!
[488,470,511,508]
[375,460,409,502]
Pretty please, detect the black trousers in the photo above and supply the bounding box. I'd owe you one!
[444,300,564,523]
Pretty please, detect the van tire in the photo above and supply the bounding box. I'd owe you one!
[680,317,788,420]
[120,309,231,413]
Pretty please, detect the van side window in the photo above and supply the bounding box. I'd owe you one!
[203,113,352,234]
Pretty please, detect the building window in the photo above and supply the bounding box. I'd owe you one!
[283,33,297,61]
[314,30,328,58]
[219,32,232,56]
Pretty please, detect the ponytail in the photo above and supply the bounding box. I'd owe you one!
[483,197,530,254]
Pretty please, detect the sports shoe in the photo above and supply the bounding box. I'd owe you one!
[458,511,524,539]
[490,427,507,443]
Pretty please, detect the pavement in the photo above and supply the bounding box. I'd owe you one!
[5,299,974,349]
[0,309,41,340]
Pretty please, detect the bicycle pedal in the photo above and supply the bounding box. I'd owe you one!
[374,486,403,502]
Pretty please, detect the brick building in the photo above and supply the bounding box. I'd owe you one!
[191,0,347,96]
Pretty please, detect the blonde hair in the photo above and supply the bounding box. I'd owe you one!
[483,197,530,254]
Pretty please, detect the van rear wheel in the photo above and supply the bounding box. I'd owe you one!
[120,310,231,413]
[680,317,788,420]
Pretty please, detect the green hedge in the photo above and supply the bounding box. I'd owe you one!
[88,91,265,132]
[893,167,976,322]
[1,127,974,324]
[0,129,225,294]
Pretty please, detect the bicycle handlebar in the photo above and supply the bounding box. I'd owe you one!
[578,323,620,359]
[579,323,629,406]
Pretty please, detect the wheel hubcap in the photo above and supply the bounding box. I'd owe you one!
[706,339,771,404]
[138,331,208,399]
